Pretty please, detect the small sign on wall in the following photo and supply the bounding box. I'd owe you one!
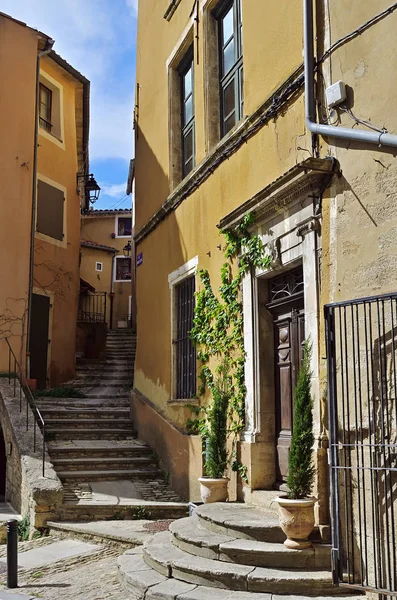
[137,252,143,266]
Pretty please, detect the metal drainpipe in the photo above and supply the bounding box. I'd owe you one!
[26,38,55,377]
[303,0,397,148]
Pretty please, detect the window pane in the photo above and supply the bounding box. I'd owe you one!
[184,95,193,124]
[239,66,244,117]
[184,128,193,163]
[223,38,235,76]
[224,79,236,118]
[118,217,132,236]
[224,111,236,134]
[116,258,131,281]
[184,66,192,98]
[222,6,233,44]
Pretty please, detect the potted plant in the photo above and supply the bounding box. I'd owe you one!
[276,338,316,549]
[198,360,230,503]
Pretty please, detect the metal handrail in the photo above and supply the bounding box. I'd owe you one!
[4,339,46,477]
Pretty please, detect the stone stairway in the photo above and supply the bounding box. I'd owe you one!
[37,329,188,522]
[118,503,364,599]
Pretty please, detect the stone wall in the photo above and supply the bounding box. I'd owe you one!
[0,380,63,530]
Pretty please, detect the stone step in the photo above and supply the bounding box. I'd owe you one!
[169,517,331,569]
[47,442,149,459]
[36,399,130,409]
[45,418,133,429]
[52,456,157,471]
[77,358,134,365]
[46,427,136,440]
[82,391,131,399]
[57,467,163,482]
[74,373,132,381]
[66,381,130,389]
[141,532,343,595]
[195,503,285,543]
[118,551,363,600]
[39,408,130,419]
[59,502,188,522]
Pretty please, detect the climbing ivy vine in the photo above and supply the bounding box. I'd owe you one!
[188,213,271,482]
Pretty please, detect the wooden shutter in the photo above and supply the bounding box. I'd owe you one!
[37,180,64,241]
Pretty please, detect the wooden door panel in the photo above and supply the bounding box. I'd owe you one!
[29,294,50,389]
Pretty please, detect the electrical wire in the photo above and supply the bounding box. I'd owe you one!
[318,2,397,64]
[339,106,387,135]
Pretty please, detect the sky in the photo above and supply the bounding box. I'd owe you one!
[2,0,137,210]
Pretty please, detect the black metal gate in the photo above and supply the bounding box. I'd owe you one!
[325,293,397,595]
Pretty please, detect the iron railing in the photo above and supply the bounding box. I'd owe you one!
[325,292,397,595]
[77,291,107,323]
[4,338,46,477]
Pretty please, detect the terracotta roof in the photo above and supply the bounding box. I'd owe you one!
[82,208,132,216]
[81,240,117,253]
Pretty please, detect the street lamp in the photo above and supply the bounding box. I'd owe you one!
[76,173,101,206]
[123,241,132,257]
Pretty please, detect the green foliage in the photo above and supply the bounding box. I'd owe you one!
[34,386,86,398]
[205,361,230,478]
[0,372,16,379]
[189,213,270,483]
[286,339,315,499]
[18,515,30,541]
[133,506,148,520]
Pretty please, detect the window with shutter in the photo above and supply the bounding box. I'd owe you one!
[36,180,64,241]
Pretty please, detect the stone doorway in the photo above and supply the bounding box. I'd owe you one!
[266,267,305,486]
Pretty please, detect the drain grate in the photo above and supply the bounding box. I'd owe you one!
[143,520,174,532]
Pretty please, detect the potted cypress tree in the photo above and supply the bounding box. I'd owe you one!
[275,338,316,548]
[198,360,230,503]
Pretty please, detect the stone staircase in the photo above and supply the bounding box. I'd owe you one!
[36,329,188,522]
[118,503,364,599]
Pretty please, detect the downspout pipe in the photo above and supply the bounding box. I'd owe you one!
[26,38,55,377]
[303,0,397,148]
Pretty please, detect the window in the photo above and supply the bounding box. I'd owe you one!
[115,257,131,282]
[179,47,195,177]
[36,180,64,241]
[39,83,52,132]
[217,0,243,136]
[38,72,63,144]
[174,275,196,399]
[95,262,103,272]
[116,216,132,237]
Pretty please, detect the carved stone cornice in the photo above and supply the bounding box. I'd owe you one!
[217,157,338,231]
[296,216,321,237]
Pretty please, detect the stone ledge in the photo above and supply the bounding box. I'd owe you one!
[0,381,63,530]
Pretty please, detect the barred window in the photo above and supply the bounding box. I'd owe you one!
[174,275,196,399]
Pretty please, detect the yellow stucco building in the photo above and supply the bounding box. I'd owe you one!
[0,12,90,388]
[80,209,133,329]
[134,0,397,595]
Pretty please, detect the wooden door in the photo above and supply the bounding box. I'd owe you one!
[273,306,305,482]
[29,293,50,389]
[266,267,305,484]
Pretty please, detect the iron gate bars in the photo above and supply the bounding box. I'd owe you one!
[77,291,107,323]
[325,293,397,595]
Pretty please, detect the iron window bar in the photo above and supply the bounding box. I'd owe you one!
[39,117,53,132]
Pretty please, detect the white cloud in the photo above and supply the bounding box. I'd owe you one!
[100,182,127,198]
[1,0,136,163]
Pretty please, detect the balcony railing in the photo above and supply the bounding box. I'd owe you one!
[39,117,52,132]
[78,292,107,323]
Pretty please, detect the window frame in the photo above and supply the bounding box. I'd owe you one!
[114,256,132,282]
[215,0,243,138]
[95,262,103,272]
[168,256,198,402]
[115,215,132,238]
[179,46,195,179]
[39,83,52,133]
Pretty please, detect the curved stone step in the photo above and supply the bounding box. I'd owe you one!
[143,532,341,595]
[195,503,285,543]
[119,550,363,600]
[58,467,163,482]
[170,517,331,569]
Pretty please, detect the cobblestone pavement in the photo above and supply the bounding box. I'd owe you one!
[0,538,134,600]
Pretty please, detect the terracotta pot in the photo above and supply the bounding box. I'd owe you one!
[198,477,229,504]
[275,496,316,549]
